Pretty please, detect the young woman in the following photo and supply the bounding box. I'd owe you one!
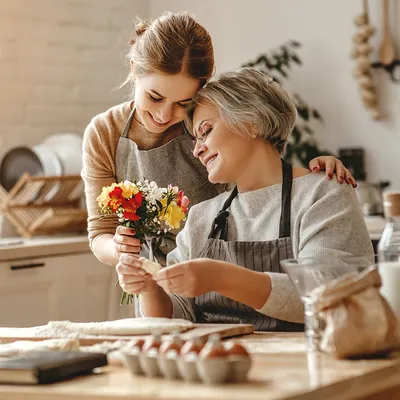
[82,12,356,317]
[118,68,373,330]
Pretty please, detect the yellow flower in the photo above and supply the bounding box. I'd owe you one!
[119,181,139,198]
[159,199,186,229]
[96,183,118,208]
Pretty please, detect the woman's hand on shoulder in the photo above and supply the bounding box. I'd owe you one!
[309,156,357,188]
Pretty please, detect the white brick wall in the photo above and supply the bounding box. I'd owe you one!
[0,0,149,158]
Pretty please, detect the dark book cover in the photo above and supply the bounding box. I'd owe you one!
[0,351,107,384]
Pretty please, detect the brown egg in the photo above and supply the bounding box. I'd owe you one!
[180,338,204,356]
[224,341,249,357]
[127,338,145,350]
[159,336,183,356]
[199,334,228,359]
[142,334,162,353]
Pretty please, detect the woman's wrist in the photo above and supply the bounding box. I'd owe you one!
[140,284,173,318]
[215,261,272,310]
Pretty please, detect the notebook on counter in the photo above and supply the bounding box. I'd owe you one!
[0,351,107,384]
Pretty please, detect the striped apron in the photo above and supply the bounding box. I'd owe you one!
[195,159,304,331]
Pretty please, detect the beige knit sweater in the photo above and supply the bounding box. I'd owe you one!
[81,101,183,246]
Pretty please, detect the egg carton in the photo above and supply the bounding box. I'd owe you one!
[121,333,252,385]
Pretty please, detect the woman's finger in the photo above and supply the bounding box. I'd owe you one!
[118,273,145,286]
[116,226,137,236]
[116,261,146,276]
[113,236,142,254]
[156,275,185,293]
[119,253,141,267]
[120,281,145,294]
[309,157,321,172]
[344,169,357,188]
[334,160,345,183]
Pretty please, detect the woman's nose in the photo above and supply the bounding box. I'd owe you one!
[157,103,173,122]
[193,140,206,158]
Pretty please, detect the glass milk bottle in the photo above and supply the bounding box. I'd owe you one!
[378,191,400,317]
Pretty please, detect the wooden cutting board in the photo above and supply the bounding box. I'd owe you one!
[0,323,254,346]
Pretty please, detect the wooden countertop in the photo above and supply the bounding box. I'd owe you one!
[1,332,400,400]
[0,235,90,261]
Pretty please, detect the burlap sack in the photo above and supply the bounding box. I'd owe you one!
[310,266,400,359]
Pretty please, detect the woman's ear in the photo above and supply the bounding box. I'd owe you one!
[246,124,258,139]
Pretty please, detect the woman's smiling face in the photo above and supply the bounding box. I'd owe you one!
[134,72,201,133]
[192,102,256,184]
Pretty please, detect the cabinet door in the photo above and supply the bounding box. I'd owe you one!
[55,253,113,323]
[0,253,114,327]
[0,258,59,327]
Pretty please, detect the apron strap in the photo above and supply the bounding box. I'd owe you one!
[279,158,293,238]
[121,107,136,138]
[208,186,238,239]
[208,159,293,240]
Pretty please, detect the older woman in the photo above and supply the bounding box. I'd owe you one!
[119,68,373,330]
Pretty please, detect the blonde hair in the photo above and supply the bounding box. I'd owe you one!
[185,68,297,154]
[122,12,214,91]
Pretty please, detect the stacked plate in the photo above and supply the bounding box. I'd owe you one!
[0,132,83,195]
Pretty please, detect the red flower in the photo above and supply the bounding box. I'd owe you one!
[176,190,189,213]
[121,192,143,221]
[108,186,123,211]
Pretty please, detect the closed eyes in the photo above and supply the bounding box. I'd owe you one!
[147,93,190,108]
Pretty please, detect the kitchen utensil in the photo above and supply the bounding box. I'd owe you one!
[0,145,63,202]
[41,133,83,176]
[0,148,43,192]
[356,181,385,216]
[379,0,396,66]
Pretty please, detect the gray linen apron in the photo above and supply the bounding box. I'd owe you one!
[108,107,222,319]
[194,159,304,331]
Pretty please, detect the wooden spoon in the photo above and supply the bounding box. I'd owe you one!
[379,0,396,65]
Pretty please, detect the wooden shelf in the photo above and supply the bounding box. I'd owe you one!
[0,174,87,238]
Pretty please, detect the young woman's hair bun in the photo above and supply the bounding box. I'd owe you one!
[135,18,150,36]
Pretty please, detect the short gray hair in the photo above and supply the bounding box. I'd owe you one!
[185,67,297,154]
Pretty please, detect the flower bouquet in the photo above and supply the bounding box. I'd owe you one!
[97,180,189,306]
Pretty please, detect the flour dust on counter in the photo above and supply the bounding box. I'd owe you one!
[0,318,194,340]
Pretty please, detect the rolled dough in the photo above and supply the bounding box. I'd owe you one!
[140,257,161,276]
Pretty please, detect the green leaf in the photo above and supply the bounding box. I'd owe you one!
[296,106,309,121]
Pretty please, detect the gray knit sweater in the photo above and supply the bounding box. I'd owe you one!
[167,172,374,324]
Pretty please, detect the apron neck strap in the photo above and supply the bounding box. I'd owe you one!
[279,158,293,238]
[209,159,293,240]
[121,106,136,138]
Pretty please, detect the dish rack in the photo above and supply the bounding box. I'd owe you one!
[0,174,87,238]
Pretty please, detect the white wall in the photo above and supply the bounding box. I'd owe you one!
[0,0,149,162]
[150,0,400,189]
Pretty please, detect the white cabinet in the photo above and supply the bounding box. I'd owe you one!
[0,252,113,327]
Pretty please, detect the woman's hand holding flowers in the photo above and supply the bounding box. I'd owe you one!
[113,226,142,259]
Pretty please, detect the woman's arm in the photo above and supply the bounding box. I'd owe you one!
[156,258,304,323]
[297,180,374,259]
[82,117,141,266]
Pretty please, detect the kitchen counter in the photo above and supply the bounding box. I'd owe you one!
[0,235,90,261]
[0,332,399,400]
